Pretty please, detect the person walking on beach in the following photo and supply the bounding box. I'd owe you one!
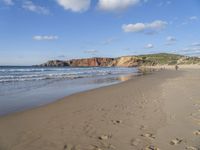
[175,65,179,70]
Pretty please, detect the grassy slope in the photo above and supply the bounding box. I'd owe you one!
[136,53,200,65]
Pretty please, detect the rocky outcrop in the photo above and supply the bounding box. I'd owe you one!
[40,60,69,67]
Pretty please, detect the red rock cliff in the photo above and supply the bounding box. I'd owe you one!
[67,58,114,67]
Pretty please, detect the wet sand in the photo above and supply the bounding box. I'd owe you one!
[0,69,200,150]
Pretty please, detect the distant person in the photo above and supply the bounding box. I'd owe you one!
[175,65,179,71]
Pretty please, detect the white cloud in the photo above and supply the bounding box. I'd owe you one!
[166,1,171,5]
[166,36,176,45]
[158,1,171,7]
[181,16,199,26]
[122,23,145,32]
[180,47,200,56]
[144,43,154,49]
[2,0,14,5]
[22,1,49,15]
[57,55,69,59]
[190,16,198,21]
[191,42,200,47]
[98,0,140,11]
[167,36,176,42]
[84,49,99,54]
[102,37,118,45]
[56,0,91,12]
[122,20,167,33]
[33,35,58,41]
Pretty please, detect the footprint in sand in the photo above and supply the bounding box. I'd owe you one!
[185,146,198,150]
[130,138,141,146]
[140,125,147,130]
[98,134,112,140]
[83,123,97,138]
[89,145,103,150]
[170,138,183,145]
[111,120,122,125]
[190,116,200,122]
[145,145,160,150]
[63,144,80,150]
[193,130,200,136]
[102,143,116,149]
[190,113,200,118]
[141,133,156,140]
[93,142,116,150]
[193,103,200,107]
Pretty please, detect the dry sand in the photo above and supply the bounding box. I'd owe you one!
[0,69,200,150]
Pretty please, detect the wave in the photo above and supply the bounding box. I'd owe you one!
[0,67,137,83]
[0,68,74,73]
[0,67,106,73]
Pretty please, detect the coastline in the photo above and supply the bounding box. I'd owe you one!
[0,69,200,150]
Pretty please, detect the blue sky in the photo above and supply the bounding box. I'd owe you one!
[0,0,200,65]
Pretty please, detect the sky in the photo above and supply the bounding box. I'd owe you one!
[0,0,200,65]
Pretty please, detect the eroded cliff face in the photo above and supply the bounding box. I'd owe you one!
[40,56,145,67]
[40,57,143,67]
[111,56,143,67]
[67,58,114,67]
[40,58,115,67]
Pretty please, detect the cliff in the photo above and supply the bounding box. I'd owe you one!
[112,56,143,67]
[39,53,200,67]
[41,60,69,67]
[67,58,114,67]
[40,58,114,67]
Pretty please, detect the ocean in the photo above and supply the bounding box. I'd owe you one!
[0,66,139,116]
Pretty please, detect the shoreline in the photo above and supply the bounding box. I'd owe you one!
[0,69,200,150]
[0,70,145,117]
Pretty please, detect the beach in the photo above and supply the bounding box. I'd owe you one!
[0,69,200,150]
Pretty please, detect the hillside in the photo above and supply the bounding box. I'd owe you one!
[39,53,200,67]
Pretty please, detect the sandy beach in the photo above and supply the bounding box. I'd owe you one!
[0,69,200,150]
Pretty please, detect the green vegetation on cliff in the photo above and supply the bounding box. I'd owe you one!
[137,53,200,66]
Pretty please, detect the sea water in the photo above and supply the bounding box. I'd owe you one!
[0,66,138,116]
